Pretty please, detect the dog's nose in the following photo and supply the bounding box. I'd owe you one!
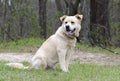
[66,25,70,31]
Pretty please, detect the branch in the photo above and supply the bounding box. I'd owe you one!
[74,0,80,9]
[55,0,63,12]
[64,0,74,8]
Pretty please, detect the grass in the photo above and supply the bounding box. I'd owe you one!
[0,37,44,52]
[0,37,120,54]
[0,37,120,81]
[0,61,120,81]
[76,43,120,55]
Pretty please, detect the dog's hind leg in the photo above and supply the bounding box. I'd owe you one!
[31,59,42,69]
[31,58,47,70]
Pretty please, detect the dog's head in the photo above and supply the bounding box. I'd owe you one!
[60,14,83,38]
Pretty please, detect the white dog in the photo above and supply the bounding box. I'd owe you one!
[6,14,83,72]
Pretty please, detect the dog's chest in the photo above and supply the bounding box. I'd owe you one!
[66,39,76,49]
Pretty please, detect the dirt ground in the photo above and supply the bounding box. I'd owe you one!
[0,49,120,66]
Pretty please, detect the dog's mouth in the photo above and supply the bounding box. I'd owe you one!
[66,28,76,35]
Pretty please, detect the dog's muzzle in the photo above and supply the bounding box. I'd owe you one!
[65,25,76,34]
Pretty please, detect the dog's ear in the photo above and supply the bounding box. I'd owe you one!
[75,14,83,21]
[75,29,80,37]
[60,15,67,22]
[75,27,81,37]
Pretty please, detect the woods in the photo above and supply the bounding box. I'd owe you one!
[90,0,110,46]
[0,0,120,47]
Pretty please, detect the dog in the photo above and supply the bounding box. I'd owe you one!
[6,14,83,72]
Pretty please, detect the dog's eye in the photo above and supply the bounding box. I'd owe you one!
[65,22,68,24]
[71,21,75,24]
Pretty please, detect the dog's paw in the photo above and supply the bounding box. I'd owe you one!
[62,68,70,73]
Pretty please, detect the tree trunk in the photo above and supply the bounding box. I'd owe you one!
[80,0,91,44]
[64,0,80,15]
[39,0,47,38]
[55,0,63,13]
[90,0,110,46]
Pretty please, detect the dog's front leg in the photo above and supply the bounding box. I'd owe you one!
[58,49,68,72]
[66,49,72,72]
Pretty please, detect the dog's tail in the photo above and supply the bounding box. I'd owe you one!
[6,62,29,69]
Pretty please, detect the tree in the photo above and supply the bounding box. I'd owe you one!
[55,0,80,15]
[38,0,47,38]
[64,0,80,15]
[55,0,64,14]
[80,0,91,44]
[0,0,40,41]
[0,0,13,41]
[90,0,110,46]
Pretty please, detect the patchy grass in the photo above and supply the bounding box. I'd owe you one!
[76,43,120,55]
[0,38,120,81]
[0,37,120,54]
[0,37,44,52]
[1,61,120,81]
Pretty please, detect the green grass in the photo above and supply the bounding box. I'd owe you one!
[76,43,120,55]
[1,61,120,81]
[0,38,120,81]
[0,37,44,52]
[0,37,120,54]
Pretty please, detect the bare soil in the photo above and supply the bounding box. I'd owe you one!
[0,49,120,66]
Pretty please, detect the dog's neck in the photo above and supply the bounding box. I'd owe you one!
[63,32,75,39]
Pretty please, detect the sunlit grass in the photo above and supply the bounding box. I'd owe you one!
[0,61,120,81]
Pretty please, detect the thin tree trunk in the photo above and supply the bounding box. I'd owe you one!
[39,0,47,38]
[80,0,91,44]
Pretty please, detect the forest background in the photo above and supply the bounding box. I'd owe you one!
[0,0,120,47]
